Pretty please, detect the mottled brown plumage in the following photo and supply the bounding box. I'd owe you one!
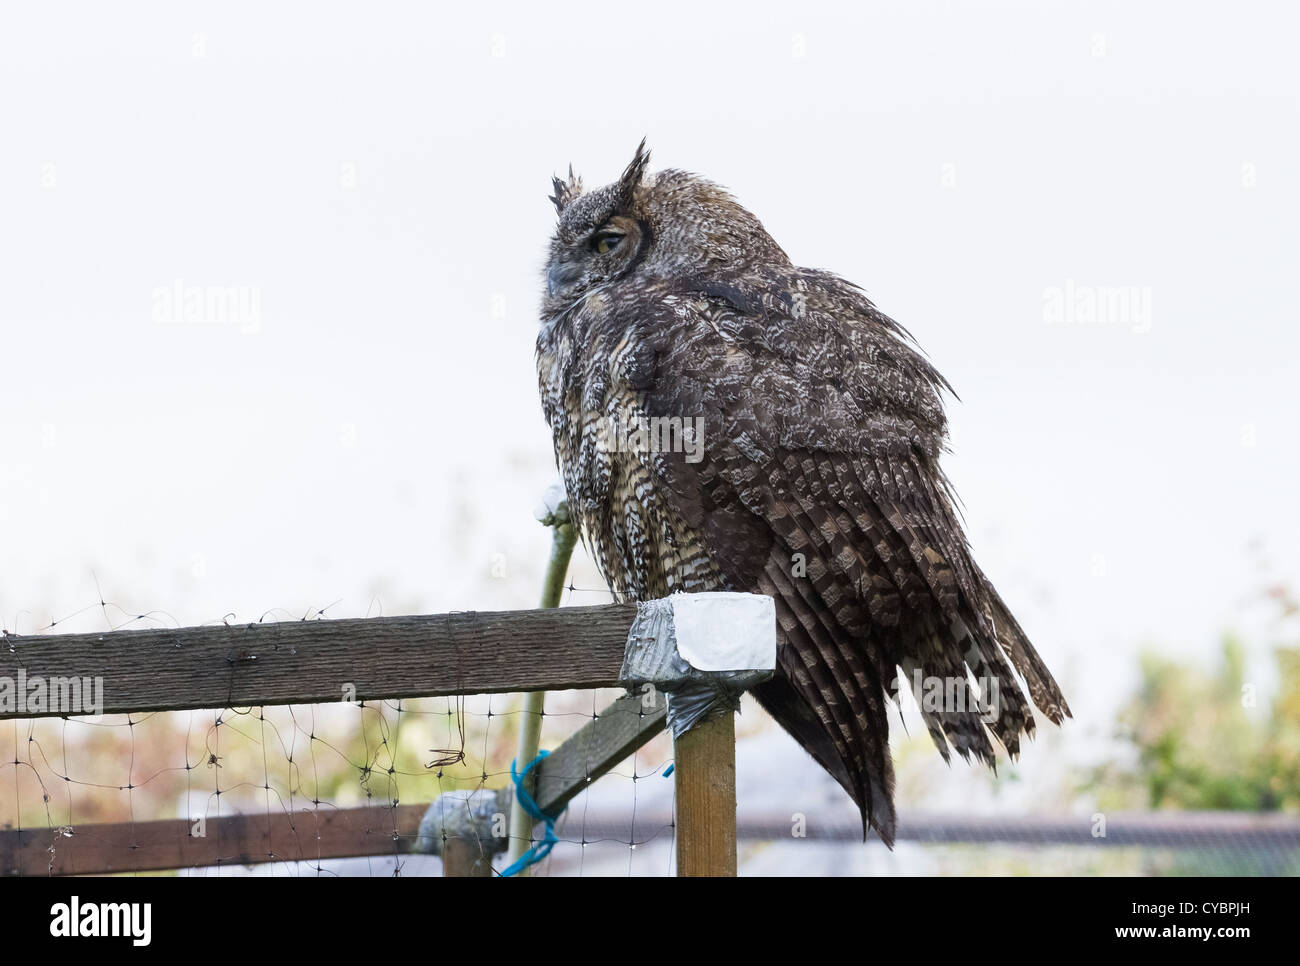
[536,142,1070,844]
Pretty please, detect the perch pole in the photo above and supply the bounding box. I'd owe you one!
[504,484,576,874]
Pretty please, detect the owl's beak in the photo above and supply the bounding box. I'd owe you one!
[547,259,582,297]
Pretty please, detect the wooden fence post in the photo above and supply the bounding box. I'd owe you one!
[416,790,507,878]
[673,710,737,876]
[619,592,770,878]
[440,836,494,878]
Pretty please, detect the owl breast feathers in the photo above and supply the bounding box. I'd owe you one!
[536,141,1069,845]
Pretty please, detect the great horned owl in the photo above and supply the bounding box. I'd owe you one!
[536,141,1069,844]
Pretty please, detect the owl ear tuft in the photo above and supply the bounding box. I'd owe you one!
[549,164,584,215]
[616,138,651,210]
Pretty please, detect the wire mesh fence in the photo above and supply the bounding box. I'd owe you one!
[2,594,1297,877]
[0,688,678,876]
[6,685,1296,877]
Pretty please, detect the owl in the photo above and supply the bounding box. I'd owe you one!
[536,141,1069,844]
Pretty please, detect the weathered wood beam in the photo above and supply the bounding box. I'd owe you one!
[424,688,669,875]
[532,687,667,815]
[0,803,425,876]
[0,604,639,719]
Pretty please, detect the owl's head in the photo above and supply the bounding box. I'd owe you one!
[542,141,787,308]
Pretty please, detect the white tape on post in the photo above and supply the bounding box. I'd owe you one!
[669,592,776,673]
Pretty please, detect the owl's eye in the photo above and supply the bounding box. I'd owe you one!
[591,232,624,255]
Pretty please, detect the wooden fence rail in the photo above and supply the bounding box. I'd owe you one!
[0,606,676,876]
[0,604,639,719]
[0,602,758,876]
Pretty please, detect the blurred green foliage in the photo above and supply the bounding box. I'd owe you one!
[1089,582,1299,814]
[1083,583,1300,874]
[1091,635,1299,813]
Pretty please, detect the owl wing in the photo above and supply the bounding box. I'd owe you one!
[620,269,1070,845]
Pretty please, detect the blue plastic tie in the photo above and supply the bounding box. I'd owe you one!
[500,750,562,877]
[662,763,674,777]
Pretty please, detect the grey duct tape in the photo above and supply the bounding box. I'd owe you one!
[414,788,507,856]
[618,595,775,738]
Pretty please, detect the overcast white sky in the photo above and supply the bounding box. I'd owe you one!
[2,2,1297,766]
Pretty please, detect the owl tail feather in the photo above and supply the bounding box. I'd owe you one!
[752,675,897,847]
